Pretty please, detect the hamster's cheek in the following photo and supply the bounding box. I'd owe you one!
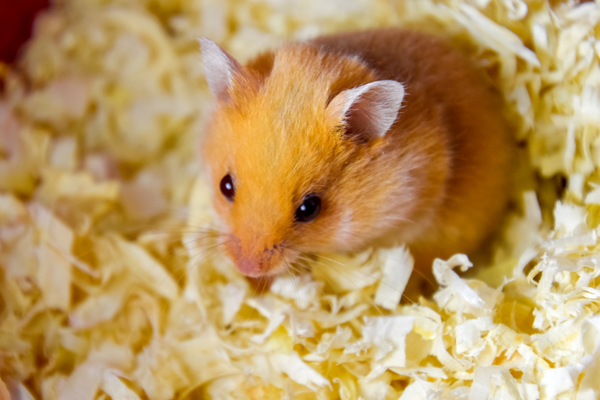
[290,223,342,254]
[332,209,356,247]
[210,194,233,232]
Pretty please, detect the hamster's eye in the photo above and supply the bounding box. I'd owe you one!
[295,194,321,223]
[220,174,235,201]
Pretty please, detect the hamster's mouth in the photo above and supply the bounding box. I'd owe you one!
[236,261,288,278]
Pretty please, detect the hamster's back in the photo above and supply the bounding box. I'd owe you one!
[312,29,513,274]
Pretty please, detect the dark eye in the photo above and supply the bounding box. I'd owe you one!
[220,174,235,201]
[295,194,321,223]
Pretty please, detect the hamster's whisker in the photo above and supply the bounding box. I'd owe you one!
[133,233,225,265]
[121,222,229,244]
[136,229,226,238]
[321,262,385,316]
[292,255,348,310]
[116,203,208,226]
[69,230,223,262]
[256,276,270,298]
[180,234,221,250]
[124,223,221,232]
[289,253,384,316]
[314,253,418,305]
[174,240,232,286]
[186,240,231,263]
[284,264,301,309]
[291,251,415,306]
[183,239,230,269]
[117,240,229,317]
[290,252,377,314]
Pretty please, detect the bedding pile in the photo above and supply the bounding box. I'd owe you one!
[1,0,600,399]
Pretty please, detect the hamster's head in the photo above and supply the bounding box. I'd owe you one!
[199,38,405,278]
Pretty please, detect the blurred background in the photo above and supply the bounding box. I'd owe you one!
[0,0,50,64]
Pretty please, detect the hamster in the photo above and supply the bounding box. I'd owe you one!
[199,28,512,290]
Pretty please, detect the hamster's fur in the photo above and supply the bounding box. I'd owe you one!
[200,29,512,289]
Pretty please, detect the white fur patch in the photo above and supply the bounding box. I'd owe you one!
[335,210,356,246]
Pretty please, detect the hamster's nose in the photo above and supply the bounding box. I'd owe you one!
[236,256,264,277]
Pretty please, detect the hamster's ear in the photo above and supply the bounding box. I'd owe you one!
[327,80,405,140]
[200,38,248,103]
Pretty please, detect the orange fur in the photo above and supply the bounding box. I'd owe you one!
[201,28,512,286]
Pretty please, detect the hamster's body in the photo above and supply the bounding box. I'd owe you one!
[200,29,512,288]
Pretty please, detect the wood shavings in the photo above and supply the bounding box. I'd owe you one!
[374,246,414,310]
[2,0,600,399]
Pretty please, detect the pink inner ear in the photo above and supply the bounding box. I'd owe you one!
[200,38,246,103]
[328,80,405,140]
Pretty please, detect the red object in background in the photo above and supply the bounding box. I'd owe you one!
[0,0,50,64]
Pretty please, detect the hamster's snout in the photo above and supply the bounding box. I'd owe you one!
[224,237,294,278]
